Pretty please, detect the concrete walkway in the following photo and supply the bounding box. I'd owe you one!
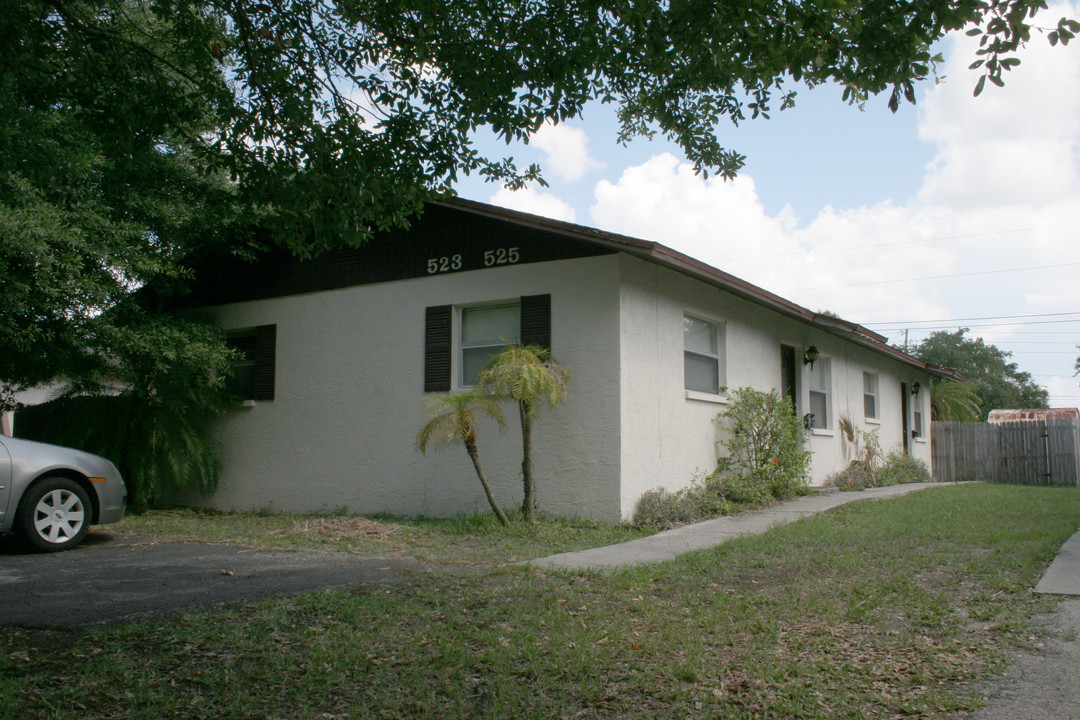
[530,482,940,571]
[1035,530,1080,596]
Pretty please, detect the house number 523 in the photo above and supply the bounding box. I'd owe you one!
[426,254,463,274]
[483,247,520,266]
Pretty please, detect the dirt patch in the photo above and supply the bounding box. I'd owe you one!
[279,516,408,545]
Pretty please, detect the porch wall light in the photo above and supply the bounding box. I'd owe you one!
[911,382,921,397]
[803,345,820,370]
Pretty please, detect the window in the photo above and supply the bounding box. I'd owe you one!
[424,295,551,392]
[913,399,924,438]
[684,313,723,395]
[461,302,520,387]
[863,371,879,420]
[225,325,276,401]
[808,355,831,429]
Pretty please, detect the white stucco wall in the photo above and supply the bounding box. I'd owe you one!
[615,256,934,519]
[203,254,626,521]
[199,249,934,523]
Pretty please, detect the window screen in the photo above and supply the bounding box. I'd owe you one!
[461,302,520,386]
[684,314,721,394]
[808,356,830,429]
[863,372,879,419]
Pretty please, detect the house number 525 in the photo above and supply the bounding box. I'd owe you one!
[483,247,520,266]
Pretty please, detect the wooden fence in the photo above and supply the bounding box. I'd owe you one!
[931,419,1080,486]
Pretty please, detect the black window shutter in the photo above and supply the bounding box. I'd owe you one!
[425,305,452,392]
[520,294,551,349]
[253,324,276,401]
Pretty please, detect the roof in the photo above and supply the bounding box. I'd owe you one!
[987,408,1080,424]
[438,198,965,382]
[168,195,963,383]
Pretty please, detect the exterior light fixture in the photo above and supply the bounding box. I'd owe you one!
[911,382,921,397]
[803,345,820,370]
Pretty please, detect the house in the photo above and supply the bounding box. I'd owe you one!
[177,198,960,522]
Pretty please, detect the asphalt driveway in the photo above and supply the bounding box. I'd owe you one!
[0,530,432,628]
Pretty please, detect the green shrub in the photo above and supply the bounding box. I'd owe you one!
[716,387,811,501]
[635,387,812,527]
[13,314,233,508]
[828,460,878,491]
[877,450,932,486]
[828,448,933,491]
[634,473,743,527]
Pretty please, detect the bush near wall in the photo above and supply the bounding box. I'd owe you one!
[828,449,932,491]
[636,387,811,527]
[16,393,222,509]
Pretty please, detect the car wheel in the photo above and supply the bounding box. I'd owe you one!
[18,478,92,552]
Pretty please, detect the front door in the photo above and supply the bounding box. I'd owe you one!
[780,345,798,414]
[900,383,911,455]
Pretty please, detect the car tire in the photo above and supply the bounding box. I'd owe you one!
[17,477,92,552]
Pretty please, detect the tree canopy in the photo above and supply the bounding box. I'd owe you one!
[912,329,1049,421]
[3,0,1077,402]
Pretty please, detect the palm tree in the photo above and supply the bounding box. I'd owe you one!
[478,344,571,522]
[930,379,982,422]
[416,391,510,525]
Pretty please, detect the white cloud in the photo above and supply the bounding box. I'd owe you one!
[489,186,577,223]
[915,4,1080,209]
[580,10,1080,404]
[530,121,603,182]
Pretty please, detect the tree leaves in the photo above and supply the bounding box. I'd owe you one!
[4,0,1077,398]
[912,329,1048,421]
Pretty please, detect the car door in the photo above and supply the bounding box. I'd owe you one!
[0,437,10,527]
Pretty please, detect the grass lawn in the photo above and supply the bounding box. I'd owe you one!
[3,483,1079,719]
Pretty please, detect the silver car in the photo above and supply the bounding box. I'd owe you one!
[0,435,127,552]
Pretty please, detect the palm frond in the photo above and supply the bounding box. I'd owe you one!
[930,379,982,422]
[416,391,506,454]
[477,344,571,418]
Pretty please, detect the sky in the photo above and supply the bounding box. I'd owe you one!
[453,2,1080,411]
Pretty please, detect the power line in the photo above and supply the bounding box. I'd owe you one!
[977,341,1080,346]
[873,318,1080,332]
[1005,351,1079,355]
[786,262,1080,292]
[862,310,1080,326]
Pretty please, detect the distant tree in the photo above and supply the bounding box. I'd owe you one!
[416,391,510,526]
[478,345,571,522]
[912,329,1048,421]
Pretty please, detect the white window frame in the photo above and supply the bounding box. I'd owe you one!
[808,355,832,431]
[459,301,520,388]
[863,371,880,422]
[683,313,725,398]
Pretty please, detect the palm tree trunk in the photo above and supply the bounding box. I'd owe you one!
[520,400,535,521]
[465,437,510,526]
